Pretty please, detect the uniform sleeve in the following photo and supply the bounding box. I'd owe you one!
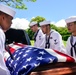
[0,31,10,75]
[66,37,71,56]
[52,32,66,53]
[39,34,45,48]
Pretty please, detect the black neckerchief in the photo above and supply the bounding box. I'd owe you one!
[70,35,76,56]
[45,31,53,48]
[45,34,50,48]
[34,29,39,41]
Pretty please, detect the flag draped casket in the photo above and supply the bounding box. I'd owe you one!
[4,43,76,75]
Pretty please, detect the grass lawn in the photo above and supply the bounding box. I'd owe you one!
[63,40,66,46]
[30,40,34,46]
[30,40,66,46]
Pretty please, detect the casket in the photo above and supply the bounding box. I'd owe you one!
[5,43,76,75]
[30,62,76,75]
[5,29,76,75]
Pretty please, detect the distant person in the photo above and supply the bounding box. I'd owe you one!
[29,21,45,48]
[65,16,76,58]
[0,4,15,75]
[39,21,66,53]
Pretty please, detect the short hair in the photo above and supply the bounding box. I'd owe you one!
[0,11,3,15]
[74,21,76,24]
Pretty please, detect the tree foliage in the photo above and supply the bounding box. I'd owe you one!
[57,27,71,41]
[51,24,58,31]
[31,16,46,23]
[26,28,35,40]
[50,24,71,41]
[0,0,36,9]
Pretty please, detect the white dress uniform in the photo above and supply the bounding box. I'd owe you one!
[44,29,66,53]
[0,4,15,75]
[29,22,45,48]
[65,16,76,58]
[34,29,45,48]
[66,36,76,58]
[0,28,10,75]
[39,21,66,53]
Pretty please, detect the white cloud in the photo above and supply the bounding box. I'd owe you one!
[11,18,30,30]
[55,19,66,27]
[31,17,35,19]
[11,18,67,29]
[51,21,55,24]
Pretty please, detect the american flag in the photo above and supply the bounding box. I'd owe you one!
[4,43,75,75]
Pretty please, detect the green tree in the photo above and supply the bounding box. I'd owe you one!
[31,16,46,23]
[51,24,58,31]
[50,24,71,41]
[0,0,36,9]
[26,28,35,40]
[57,27,71,41]
[31,16,46,27]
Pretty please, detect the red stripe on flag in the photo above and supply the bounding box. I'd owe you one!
[4,58,6,62]
[54,50,75,62]
[8,43,26,54]
[8,46,15,54]
[14,43,26,47]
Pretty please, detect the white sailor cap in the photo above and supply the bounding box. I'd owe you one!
[65,16,76,24]
[29,21,37,27]
[39,21,50,26]
[0,4,16,17]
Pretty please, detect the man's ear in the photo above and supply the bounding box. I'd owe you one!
[2,16,4,20]
[0,14,4,21]
[2,13,6,20]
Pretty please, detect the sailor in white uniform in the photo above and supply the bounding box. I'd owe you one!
[65,16,76,58]
[39,21,66,53]
[0,4,15,75]
[29,22,45,48]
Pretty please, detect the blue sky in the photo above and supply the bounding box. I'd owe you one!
[13,0,76,23]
